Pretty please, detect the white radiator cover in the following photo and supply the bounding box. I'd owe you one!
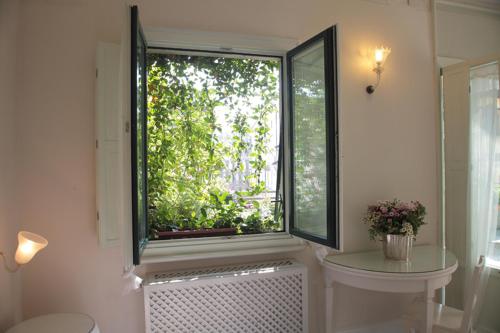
[143,260,308,333]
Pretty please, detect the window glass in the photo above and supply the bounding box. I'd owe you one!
[469,62,500,266]
[290,40,328,239]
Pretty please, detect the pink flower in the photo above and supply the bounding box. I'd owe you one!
[396,201,408,209]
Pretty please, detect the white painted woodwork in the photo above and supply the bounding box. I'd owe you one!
[442,61,469,309]
[6,313,99,333]
[361,0,431,10]
[321,246,458,333]
[143,260,308,333]
[433,256,486,333]
[119,4,134,272]
[95,42,121,248]
[436,0,500,15]
[144,27,298,55]
[436,4,500,61]
[141,233,306,264]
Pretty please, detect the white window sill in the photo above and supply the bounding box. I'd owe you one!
[486,257,500,271]
[140,233,306,264]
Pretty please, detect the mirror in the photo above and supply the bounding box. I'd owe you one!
[435,1,500,331]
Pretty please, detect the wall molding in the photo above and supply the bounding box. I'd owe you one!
[363,0,500,13]
[436,0,500,16]
[361,0,431,10]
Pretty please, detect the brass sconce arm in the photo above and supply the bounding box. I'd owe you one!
[366,66,383,94]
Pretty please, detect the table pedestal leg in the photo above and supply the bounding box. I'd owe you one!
[424,287,435,333]
[325,283,334,333]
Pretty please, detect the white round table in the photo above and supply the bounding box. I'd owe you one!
[7,313,99,333]
[321,245,458,333]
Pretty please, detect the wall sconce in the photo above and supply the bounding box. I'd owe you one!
[0,231,48,272]
[366,46,391,94]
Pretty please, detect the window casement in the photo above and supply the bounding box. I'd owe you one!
[131,6,149,264]
[129,5,339,265]
[287,28,339,248]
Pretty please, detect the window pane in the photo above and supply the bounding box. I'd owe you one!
[469,62,500,266]
[468,62,500,269]
[291,40,328,239]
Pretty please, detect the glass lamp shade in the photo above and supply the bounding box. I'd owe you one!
[372,47,391,69]
[14,231,48,265]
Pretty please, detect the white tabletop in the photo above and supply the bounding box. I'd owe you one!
[324,245,457,274]
[7,313,97,333]
[321,245,459,333]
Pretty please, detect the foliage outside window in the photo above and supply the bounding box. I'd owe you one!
[146,51,283,240]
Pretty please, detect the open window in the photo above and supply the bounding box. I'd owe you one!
[287,27,339,248]
[146,49,283,241]
[130,6,148,264]
[129,6,339,264]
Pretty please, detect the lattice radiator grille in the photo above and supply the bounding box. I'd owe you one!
[143,260,307,333]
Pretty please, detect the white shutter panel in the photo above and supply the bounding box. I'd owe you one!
[95,42,122,247]
[442,62,469,309]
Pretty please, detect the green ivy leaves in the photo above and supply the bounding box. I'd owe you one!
[146,52,281,237]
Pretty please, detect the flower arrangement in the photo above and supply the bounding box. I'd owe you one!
[363,199,426,240]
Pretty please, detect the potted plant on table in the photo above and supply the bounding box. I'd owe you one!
[363,199,426,261]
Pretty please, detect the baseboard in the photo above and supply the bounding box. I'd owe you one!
[337,319,408,333]
[337,320,498,333]
[476,325,498,333]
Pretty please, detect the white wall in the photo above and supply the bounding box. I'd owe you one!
[0,0,22,331]
[436,5,500,60]
[12,0,439,332]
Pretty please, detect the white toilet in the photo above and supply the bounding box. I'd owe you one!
[6,313,99,333]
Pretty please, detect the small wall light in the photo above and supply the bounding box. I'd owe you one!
[0,231,48,272]
[366,46,391,94]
